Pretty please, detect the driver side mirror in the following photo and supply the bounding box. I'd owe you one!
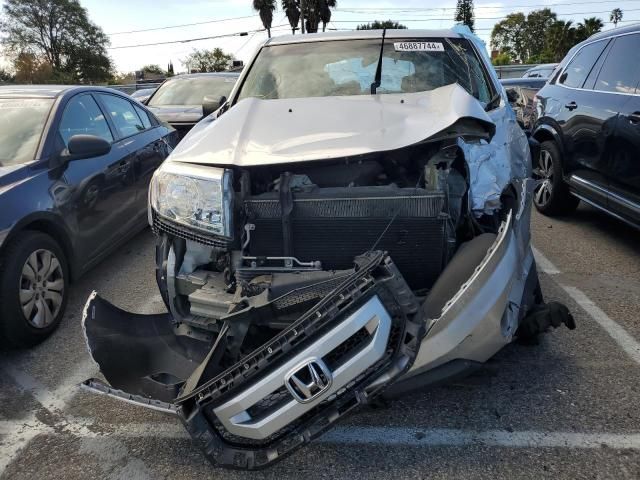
[202,95,226,118]
[62,134,111,162]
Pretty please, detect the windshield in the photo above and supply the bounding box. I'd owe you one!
[148,76,237,106]
[237,38,492,103]
[0,98,54,167]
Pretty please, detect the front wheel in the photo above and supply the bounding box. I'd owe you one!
[0,232,69,347]
[533,141,580,216]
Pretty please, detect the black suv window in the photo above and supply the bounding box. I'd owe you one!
[59,95,113,146]
[97,94,145,138]
[559,40,607,89]
[593,34,640,94]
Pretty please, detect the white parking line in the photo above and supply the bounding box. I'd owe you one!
[533,246,640,366]
[532,246,560,275]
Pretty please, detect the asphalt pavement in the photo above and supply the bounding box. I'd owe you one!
[1,203,639,479]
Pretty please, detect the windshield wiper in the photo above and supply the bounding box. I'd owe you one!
[370,28,387,94]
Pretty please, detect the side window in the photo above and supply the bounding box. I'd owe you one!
[134,104,152,129]
[97,94,145,138]
[593,34,640,94]
[58,95,113,146]
[560,40,607,89]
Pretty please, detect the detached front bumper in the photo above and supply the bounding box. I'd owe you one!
[83,251,424,469]
[82,187,573,469]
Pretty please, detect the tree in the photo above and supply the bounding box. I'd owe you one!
[282,0,300,34]
[454,0,475,33]
[181,48,232,73]
[492,52,512,66]
[575,17,604,42]
[320,0,336,32]
[356,20,407,30]
[610,8,623,28]
[491,13,527,62]
[167,61,174,76]
[544,20,576,62]
[0,0,113,83]
[524,9,556,60]
[141,64,164,75]
[253,0,276,37]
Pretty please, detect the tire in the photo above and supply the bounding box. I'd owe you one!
[0,231,69,348]
[533,140,580,216]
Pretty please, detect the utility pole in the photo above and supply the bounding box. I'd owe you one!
[300,0,305,33]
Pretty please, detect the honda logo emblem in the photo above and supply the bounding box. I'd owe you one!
[285,358,333,403]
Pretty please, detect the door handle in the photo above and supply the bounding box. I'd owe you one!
[564,101,578,111]
[629,111,640,124]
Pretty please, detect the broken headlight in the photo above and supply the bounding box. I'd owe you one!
[149,162,233,238]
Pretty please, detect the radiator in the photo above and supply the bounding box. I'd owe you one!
[244,186,450,289]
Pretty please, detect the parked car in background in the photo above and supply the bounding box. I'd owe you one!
[522,63,558,79]
[130,87,156,104]
[83,28,573,470]
[0,86,178,347]
[532,25,640,228]
[145,72,240,138]
[501,77,547,130]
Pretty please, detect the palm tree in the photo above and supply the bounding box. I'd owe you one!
[282,0,300,34]
[545,20,576,62]
[610,8,623,28]
[320,0,336,32]
[253,0,276,38]
[576,17,604,42]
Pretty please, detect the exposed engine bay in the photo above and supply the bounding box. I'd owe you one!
[152,137,497,352]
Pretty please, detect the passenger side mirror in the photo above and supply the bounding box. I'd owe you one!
[202,95,226,118]
[506,88,519,104]
[63,134,111,161]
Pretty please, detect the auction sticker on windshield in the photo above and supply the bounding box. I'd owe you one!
[394,42,445,52]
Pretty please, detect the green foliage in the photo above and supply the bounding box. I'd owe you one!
[356,20,408,30]
[492,52,512,66]
[454,0,475,33]
[0,0,113,83]
[253,0,276,37]
[181,48,233,73]
[141,64,165,75]
[282,0,300,34]
[491,9,604,63]
[610,8,623,27]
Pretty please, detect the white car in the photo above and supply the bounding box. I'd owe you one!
[82,28,574,469]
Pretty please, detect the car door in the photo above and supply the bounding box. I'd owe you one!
[57,93,139,268]
[592,33,640,225]
[95,93,166,218]
[553,38,626,205]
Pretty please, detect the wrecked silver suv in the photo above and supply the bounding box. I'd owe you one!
[82,28,574,469]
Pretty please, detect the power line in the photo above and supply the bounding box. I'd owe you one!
[107,14,258,35]
[336,0,637,12]
[108,25,290,50]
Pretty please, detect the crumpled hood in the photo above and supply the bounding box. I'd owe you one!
[170,84,494,167]
[148,105,203,124]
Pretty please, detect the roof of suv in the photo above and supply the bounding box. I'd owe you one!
[0,85,78,98]
[586,23,640,42]
[266,29,463,46]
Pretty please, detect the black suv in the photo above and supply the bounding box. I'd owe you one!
[532,25,640,228]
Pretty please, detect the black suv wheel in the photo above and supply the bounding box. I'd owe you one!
[533,140,580,215]
[0,231,69,347]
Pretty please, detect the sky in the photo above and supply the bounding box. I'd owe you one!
[10,0,640,74]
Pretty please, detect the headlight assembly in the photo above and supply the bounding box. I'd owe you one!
[150,162,233,238]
